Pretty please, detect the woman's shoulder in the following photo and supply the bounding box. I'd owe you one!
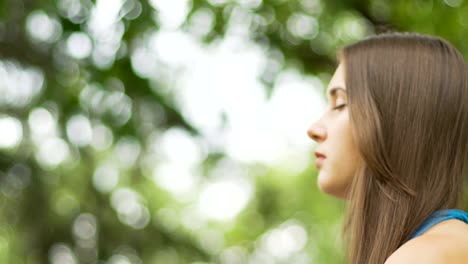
[385,219,468,264]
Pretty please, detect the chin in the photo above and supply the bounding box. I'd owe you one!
[317,172,347,199]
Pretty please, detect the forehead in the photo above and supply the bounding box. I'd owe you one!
[326,63,346,97]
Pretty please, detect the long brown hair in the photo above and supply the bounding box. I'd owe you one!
[339,32,468,264]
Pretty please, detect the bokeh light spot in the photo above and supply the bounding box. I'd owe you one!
[444,0,463,7]
[26,10,62,43]
[49,244,77,264]
[149,0,191,29]
[287,13,319,39]
[36,138,70,169]
[66,115,93,147]
[111,188,150,229]
[72,213,97,241]
[0,116,23,149]
[198,179,252,221]
[0,60,44,108]
[93,164,120,193]
[67,32,93,59]
[114,137,141,168]
[91,123,114,150]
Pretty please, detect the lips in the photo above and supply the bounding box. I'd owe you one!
[315,151,326,168]
[315,151,326,159]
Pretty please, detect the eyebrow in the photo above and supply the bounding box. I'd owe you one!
[327,86,347,98]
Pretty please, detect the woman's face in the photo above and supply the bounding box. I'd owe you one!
[307,63,363,199]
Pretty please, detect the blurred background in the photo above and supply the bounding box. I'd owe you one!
[0,0,467,263]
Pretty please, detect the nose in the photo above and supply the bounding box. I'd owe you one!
[307,122,326,142]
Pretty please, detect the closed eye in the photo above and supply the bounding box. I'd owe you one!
[333,104,346,110]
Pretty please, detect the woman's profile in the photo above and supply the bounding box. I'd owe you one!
[307,32,468,264]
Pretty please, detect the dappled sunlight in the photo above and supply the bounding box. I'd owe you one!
[26,10,62,43]
[149,0,192,29]
[152,162,200,200]
[79,83,133,126]
[197,178,253,221]
[1,0,337,260]
[113,137,141,168]
[66,33,93,60]
[91,123,114,151]
[0,116,23,149]
[72,213,97,244]
[333,11,373,42]
[111,188,151,229]
[150,30,200,66]
[155,207,180,232]
[300,0,323,15]
[29,108,58,139]
[156,127,205,165]
[219,246,248,264]
[1,164,31,198]
[92,163,120,193]
[35,137,71,169]
[444,0,463,7]
[57,0,91,24]
[66,115,93,147]
[0,60,44,108]
[196,227,225,255]
[251,220,310,263]
[49,244,78,264]
[268,69,326,147]
[287,13,319,40]
[187,7,216,38]
[3,0,464,262]
[87,0,126,68]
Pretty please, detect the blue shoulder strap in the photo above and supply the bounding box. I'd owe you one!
[409,209,468,239]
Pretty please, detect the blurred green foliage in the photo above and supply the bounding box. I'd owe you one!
[0,0,467,263]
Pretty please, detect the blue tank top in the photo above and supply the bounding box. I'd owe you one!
[409,209,468,239]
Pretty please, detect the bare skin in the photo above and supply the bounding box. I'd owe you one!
[307,63,363,199]
[385,219,468,263]
[309,64,468,263]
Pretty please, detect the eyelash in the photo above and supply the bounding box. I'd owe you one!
[333,104,346,110]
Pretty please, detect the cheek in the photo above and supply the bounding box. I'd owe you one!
[328,154,355,185]
[317,114,360,196]
[335,129,360,179]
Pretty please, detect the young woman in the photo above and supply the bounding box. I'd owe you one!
[307,32,468,264]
